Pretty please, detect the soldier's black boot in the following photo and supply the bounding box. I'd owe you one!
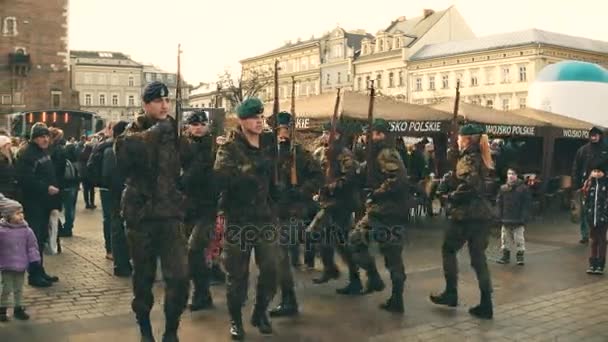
[516,251,525,266]
[229,305,245,341]
[162,317,180,342]
[336,272,363,295]
[190,289,213,311]
[468,290,493,320]
[250,303,273,335]
[379,280,404,314]
[137,315,155,342]
[313,267,340,284]
[363,270,386,295]
[429,278,458,307]
[497,250,510,264]
[269,289,299,317]
[587,257,596,274]
[13,307,30,320]
[0,307,8,322]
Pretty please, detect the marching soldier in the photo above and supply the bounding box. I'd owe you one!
[269,111,323,318]
[349,119,409,313]
[307,121,363,295]
[115,81,189,342]
[430,124,495,320]
[179,110,216,311]
[214,98,278,340]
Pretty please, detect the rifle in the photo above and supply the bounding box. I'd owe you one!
[273,59,280,184]
[326,88,341,181]
[175,44,183,142]
[448,80,461,169]
[290,76,298,185]
[365,80,376,186]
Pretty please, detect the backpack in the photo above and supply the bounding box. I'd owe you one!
[64,159,78,181]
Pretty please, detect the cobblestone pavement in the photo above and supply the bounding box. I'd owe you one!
[1,194,607,342]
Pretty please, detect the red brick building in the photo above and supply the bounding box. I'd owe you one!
[0,0,77,127]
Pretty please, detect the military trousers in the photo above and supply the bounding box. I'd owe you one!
[126,218,190,321]
[276,218,305,292]
[223,220,278,312]
[441,220,492,293]
[314,208,358,277]
[350,214,407,284]
[186,215,215,296]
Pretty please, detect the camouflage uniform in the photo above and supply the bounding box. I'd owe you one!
[214,127,278,335]
[350,139,409,311]
[179,133,216,309]
[271,139,323,316]
[114,114,189,335]
[431,136,494,319]
[308,138,361,290]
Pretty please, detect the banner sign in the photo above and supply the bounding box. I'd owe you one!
[561,129,589,139]
[484,124,537,137]
[388,120,444,134]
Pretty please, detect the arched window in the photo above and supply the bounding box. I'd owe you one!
[3,17,17,36]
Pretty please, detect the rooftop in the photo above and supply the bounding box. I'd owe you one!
[70,50,134,60]
[410,28,608,61]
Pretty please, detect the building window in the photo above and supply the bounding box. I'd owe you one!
[486,100,493,109]
[376,73,382,89]
[429,76,435,90]
[166,74,175,83]
[347,73,351,83]
[1,95,11,105]
[112,95,119,106]
[99,94,106,106]
[441,75,449,89]
[395,38,401,49]
[502,98,510,111]
[51,92,61,108]
[300,58,308,71]
[388,72,394,88]
[145,73,153,82]
[415,78,422,91]
[326,74,330,85]
[502,67,510,83]
[128,76,134,87]
[365,76,371,88]
[485,68,494,85]
[2,17,17,36]
[470,73,478,86]
[519,97,527,109]
[337,72,342,84]
[398,71,404,86]
[357,77,362,91]
[519,66,527,82]
[85,94,92,106]
[128,95,135,106]
[379,39,384,52]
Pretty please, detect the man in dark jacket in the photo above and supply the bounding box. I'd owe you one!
[15,123,60,287]
[179,111,217,311]
[115,82,189,342]
[60,140,81,237]
[88,134,114,259]
[572,126,608,243]
[496,168,532,265]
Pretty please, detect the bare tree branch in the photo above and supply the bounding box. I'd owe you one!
[218,68,273,109]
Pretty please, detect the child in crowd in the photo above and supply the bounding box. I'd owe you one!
[0,193,40,322]
[582,160,608,275]
[497,168,532,265]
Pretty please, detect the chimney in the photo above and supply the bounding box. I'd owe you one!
[423,9,434,18]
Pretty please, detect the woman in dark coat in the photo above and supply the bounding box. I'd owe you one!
[0,135,17,199]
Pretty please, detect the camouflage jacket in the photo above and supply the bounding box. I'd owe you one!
[276,142,323,219]
[318,139,360,211]
[444,145,493,222]
[179,134,216,220]
[213,128,275,224]
[365,140,410,219]
[114,114,183,223]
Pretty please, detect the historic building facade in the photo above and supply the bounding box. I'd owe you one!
[0,0,77,127]
[352,7,475,100]
[70,51,143,122]
[188,82,234,112]
[407,29,608,109]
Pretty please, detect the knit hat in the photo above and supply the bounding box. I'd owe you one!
[30,122,50,140]
[0,193,23,219]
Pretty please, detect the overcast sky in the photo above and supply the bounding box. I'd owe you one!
[69,0,608,85]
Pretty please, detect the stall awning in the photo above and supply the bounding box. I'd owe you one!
[510,108,595,139]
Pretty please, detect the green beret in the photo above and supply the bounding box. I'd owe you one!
[371,118,390,133]
[276,111,292,128]
[459,123,484,136]
[237,98,264,119]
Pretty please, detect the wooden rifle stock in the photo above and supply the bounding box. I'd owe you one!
[290,76,298,185]
[326,88,341,181]
[365,81,375,186]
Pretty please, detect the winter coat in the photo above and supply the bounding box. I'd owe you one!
[115,115,183,224]
[496,179,532,226]
[583,176,608,227]
[213,128,276,223]
[88,139,114,189]
[0,220,40,272]
[49,140,79,192]
[179,134,217,222]
[572,141,608,189]
[15,142,60,211]
[0,152,17,200]
[317,138,361,213]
